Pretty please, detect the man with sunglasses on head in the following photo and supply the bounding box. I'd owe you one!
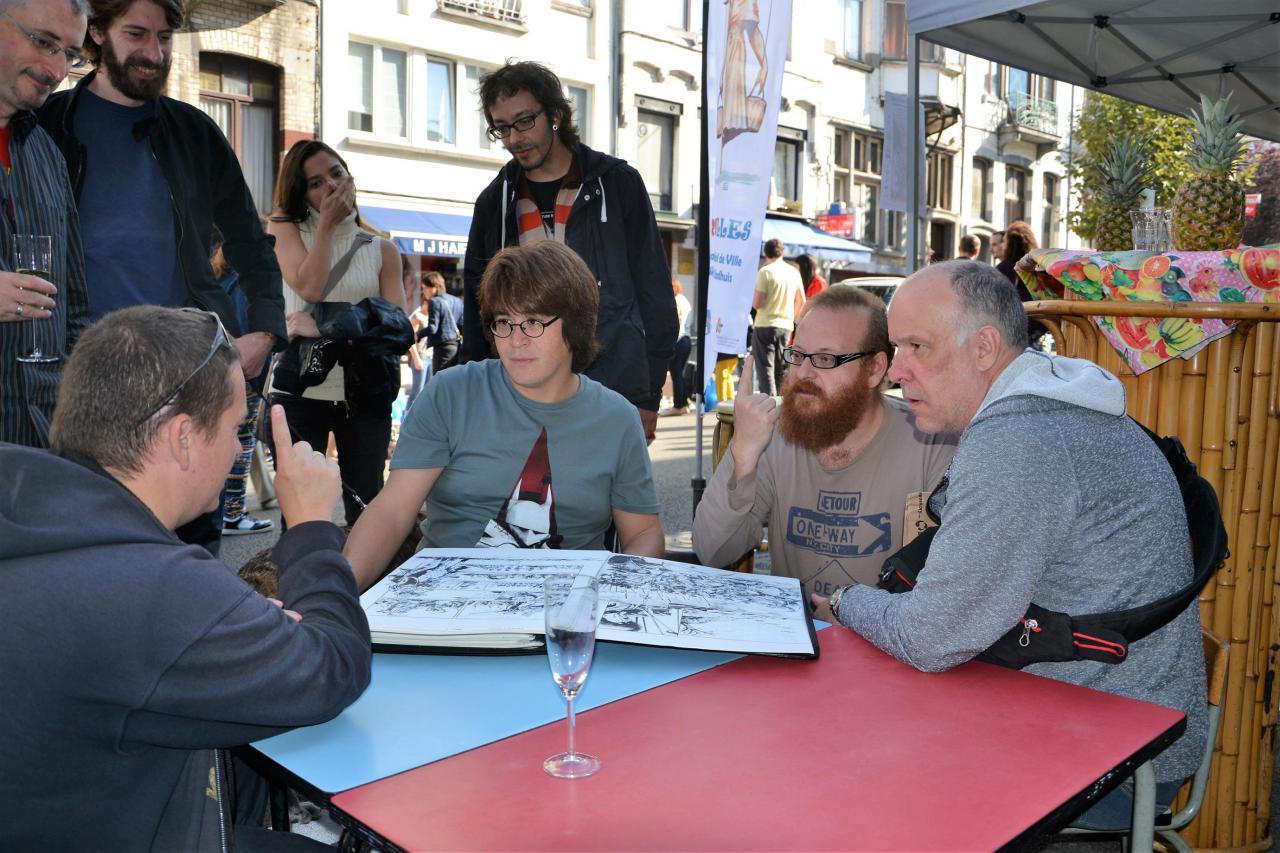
[37,0,285,553]
[0,0,91,447]
[461,61,677,444]
[0,305,371,851]
[694,285,955,602]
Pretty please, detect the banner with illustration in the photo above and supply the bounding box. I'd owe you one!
[702,0,794,389]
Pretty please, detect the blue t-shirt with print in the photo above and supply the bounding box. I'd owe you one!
[391,359,659,550]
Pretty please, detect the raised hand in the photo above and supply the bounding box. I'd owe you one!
[270,404,342,527]
[728,354,780,478]
[318,175,356,228]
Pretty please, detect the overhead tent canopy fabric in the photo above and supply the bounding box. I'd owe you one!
[908,0,1280,143]
[359,204,473,257]
[762,216,874,264]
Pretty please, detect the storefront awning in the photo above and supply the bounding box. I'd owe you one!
[359,203,473,258]
[762,216,874,265]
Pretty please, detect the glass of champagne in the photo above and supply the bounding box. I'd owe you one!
[14,235,57,364]
[543,572,601,779]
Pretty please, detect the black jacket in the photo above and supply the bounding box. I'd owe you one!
[461,143,677,411]
[37,72,287,344]
[0,446,371,851]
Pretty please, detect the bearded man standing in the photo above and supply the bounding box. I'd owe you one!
[38,0,284,554]
[693,286,955,600]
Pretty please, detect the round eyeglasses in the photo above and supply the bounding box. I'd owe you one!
[490,316,561,339]
[486,110,544,141]
[782,346,873,370]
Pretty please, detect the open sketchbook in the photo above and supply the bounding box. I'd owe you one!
[360,549,819,659]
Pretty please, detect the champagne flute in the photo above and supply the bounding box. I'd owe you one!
[543,572,601,779]
[14,235,57,364]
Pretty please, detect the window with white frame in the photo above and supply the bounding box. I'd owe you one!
[348,41,408,139]
[1004,165,1029,225]
[971,157,992,221]
[652,0,691,29]
[832,127,851,206]
[850,129,883,245]
[884,1,941,61]
[772,136,802,204]
[426,58,454,143]
[837,0,862,61]
[463,64,503,151]
[565,84,590,147]
[637,108,675,212]
[926,150,953,212]
[1042,173,1060,248]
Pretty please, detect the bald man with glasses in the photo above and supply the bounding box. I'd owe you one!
[694,285,956,602]
[0,0,91,447]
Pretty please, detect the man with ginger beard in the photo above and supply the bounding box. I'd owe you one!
[693,285,955,600]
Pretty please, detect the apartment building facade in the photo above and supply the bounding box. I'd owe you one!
[314,0,1082,285]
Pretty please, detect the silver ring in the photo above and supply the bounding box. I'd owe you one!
[14,303,23,317]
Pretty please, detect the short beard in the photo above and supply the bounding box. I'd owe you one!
[100,33,170,102]
[778,370,878,454]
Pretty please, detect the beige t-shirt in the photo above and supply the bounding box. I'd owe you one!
[753,258,805,330]
[693,395,956,599]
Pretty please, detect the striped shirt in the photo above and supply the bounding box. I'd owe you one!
[0,112,90,447]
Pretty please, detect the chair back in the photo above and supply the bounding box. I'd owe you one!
[1162,626,1229,837]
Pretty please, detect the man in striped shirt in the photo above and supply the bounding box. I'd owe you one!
[0,0,91,447]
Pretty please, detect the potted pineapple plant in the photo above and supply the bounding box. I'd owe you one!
[1093,137,1154,252]
[1171,94,1247,251]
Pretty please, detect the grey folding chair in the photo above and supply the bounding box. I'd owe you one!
[1061,626,1228,853]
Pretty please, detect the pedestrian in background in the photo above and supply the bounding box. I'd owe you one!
[661,278,693,416]
[797,253,826,299]
[266,139,408,527]
[751,238,805,395]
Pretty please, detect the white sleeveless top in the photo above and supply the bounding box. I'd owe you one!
[280,210,384,401]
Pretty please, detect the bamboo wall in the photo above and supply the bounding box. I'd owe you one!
[1029,300,1280,852]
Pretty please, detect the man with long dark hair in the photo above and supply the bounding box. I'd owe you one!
[38,0,285,553]
[461,60,677,443]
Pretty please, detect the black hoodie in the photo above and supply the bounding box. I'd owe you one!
[0,446,370,851]
[461,142,678,412]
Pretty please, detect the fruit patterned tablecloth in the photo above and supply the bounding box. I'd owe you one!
[1018,246,1280,374]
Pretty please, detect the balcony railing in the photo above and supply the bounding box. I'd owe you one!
[1004,92,1059,137]
[437,0,524,25]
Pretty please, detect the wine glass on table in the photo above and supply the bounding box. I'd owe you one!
[543,572,602,778]
[14,235,57,364]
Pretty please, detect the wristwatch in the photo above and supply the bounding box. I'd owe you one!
[827,585,850,623]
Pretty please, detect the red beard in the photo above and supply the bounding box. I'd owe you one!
[778,371,877,453]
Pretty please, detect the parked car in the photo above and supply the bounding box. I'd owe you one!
[830,275,905,305]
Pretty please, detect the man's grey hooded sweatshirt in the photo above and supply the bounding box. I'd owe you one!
[839,350,1207,781]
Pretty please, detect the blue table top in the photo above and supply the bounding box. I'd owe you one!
[252,642,741,794]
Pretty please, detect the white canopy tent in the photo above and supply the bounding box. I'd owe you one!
[904,0,1280,269]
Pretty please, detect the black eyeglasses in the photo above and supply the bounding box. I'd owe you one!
[3,10,89,69]
[486,110,544,141]
[490,316,561,339]
[135,309,233,426]
[782,346,873,370]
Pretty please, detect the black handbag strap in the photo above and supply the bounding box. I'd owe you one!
[307,231,374,314]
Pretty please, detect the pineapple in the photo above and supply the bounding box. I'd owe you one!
[1093,137,1152,252]
[1171,94,1247,251]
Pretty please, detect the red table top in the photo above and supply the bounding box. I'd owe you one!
[331,628,1185,852]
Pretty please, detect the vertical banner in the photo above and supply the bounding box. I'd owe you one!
[701,0,793,386]
[880,91,926,214]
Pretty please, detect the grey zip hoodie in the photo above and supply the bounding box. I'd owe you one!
[839,350,1207,781]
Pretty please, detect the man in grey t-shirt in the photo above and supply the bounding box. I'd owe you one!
[694,286,955,599]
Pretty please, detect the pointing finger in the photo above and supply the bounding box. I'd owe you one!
[740,353,754,394]
[270,405,293,473]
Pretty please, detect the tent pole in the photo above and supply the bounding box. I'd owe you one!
[907,32,921,274]
[692,0,711,520]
